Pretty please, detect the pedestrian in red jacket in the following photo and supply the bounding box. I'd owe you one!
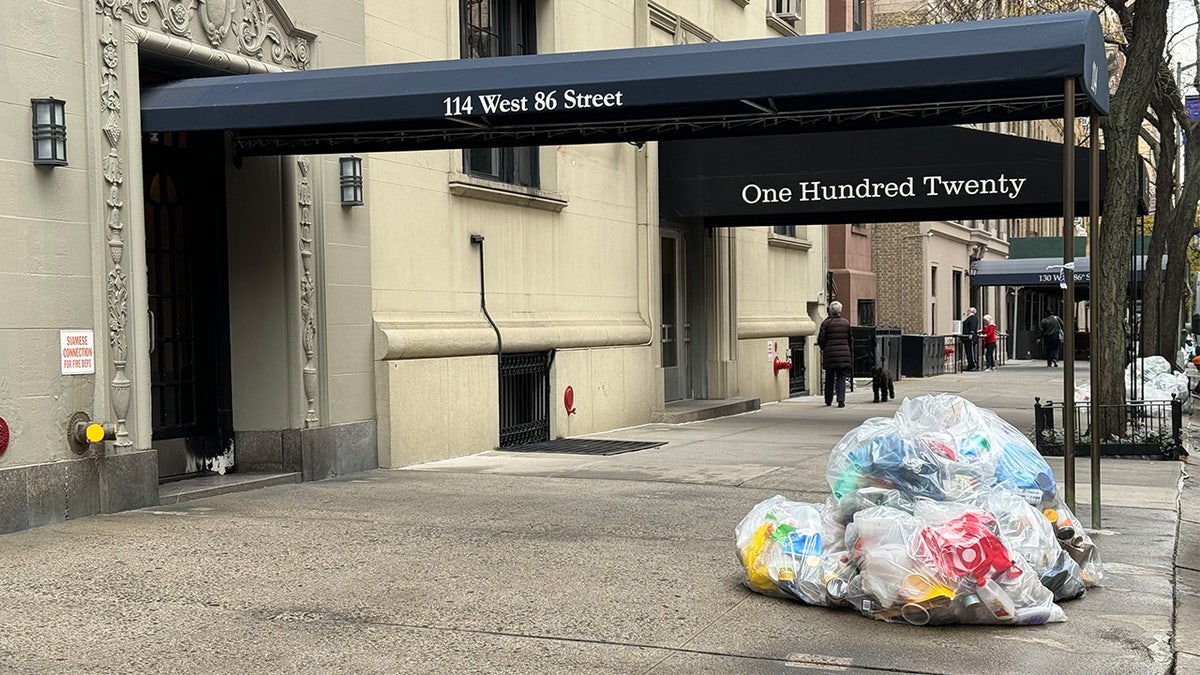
[982,314,998,371]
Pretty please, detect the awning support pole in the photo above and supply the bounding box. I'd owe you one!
[1062,79,1077,513]
[1089,115,1101,528]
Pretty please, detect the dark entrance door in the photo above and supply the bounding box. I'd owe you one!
[142,132,233,481]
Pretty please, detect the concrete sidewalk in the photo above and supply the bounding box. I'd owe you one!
[0,359,1186,674]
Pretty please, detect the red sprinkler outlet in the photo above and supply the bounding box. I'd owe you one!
[774,357,793,374]
[564,386,577,415]
[0,417,9,457]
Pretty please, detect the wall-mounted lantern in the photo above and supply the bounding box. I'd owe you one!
[31,98,67,166]
[339,156,363,206]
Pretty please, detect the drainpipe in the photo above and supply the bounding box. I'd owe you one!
[470,234,503,359]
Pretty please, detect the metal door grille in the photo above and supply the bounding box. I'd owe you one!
[788,336,808,396]
[146,169,201,435]
[499,351,551,448]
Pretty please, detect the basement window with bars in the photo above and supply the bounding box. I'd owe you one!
[499,351,551,448]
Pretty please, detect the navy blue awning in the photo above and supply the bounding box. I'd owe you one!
[660,125,1113,226]
[970,255,1160,287]
[140,11,1109,156]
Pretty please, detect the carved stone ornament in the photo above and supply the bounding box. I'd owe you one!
[128,0,231,46]
[125,0,312,69]
[297,158,319,426]
[94,9,133,447]
[238,0,311,70]
[96,0,131,20]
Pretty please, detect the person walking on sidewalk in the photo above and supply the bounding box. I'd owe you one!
[1040,309,1063,367]
[818,301,853,408]
[961,307,979,371]
[981,314,998,371]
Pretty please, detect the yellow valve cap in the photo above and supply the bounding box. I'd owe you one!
[85,423,106,443]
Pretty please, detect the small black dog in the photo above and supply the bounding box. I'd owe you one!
[871,367,895,403]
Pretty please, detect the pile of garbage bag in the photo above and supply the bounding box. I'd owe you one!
[1074,355,1187,407]
[736,394,1102,626]
[1131,356,1189,402]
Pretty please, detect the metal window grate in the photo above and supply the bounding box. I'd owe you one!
[499,351,551,448]
[788,336,808,396]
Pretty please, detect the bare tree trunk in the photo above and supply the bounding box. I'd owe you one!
[1158,131,1200,360]
[1161,234,1192,359]
[1141,97,1174,360]
[1096,0,1170,437]
[1097,123,1141,435]
[1143,228,1167,357]
[1143,63,1200,361]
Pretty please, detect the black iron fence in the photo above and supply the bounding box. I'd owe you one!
[499,351,551,448]
[1032,397,1185,460]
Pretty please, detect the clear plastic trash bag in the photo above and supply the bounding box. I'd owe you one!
[735,495,843,605]
[739,394,1105,625]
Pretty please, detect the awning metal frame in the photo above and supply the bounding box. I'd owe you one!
[231,95,1069,156]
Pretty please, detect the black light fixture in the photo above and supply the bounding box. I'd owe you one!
[339,156,363,206]
[31,98,67,166]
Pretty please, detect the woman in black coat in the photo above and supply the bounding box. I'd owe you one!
[817,301,853,407]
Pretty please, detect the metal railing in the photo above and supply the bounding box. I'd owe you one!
[1032,396,1184,460]
[947,333,1009,373]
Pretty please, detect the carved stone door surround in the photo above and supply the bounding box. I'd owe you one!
[89,0,318,451]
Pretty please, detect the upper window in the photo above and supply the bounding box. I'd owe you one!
[952,270,963,316]
[857,299,876,327]
[770,0,801,29]
[461,0,538,187]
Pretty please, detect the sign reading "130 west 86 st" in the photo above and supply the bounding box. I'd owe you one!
[1038,271,1091,284]
[443,88,625,116]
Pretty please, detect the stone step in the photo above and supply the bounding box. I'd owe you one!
[158,472,301,505]
[650,397,761,424]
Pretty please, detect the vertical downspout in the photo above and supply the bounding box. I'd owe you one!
[471,234,503,359]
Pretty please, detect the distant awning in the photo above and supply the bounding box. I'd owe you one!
[659,126,1107,226]
[970,255,1160,287]
[139,11,1110,156]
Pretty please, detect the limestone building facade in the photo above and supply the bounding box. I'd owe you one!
[1,0,832,533]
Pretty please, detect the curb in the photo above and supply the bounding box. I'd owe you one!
[1173,416,1200,672]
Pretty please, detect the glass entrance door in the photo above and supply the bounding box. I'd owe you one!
[661,231,690,402]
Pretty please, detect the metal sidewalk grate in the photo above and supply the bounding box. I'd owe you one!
[498,438,665,456]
